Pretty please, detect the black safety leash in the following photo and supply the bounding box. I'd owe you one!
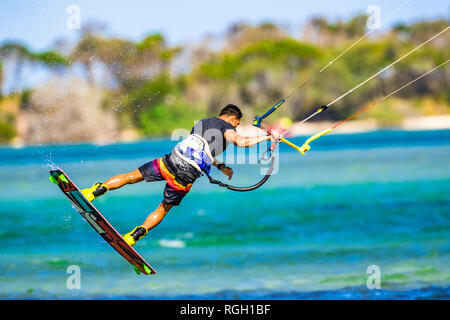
[205,155,275,192]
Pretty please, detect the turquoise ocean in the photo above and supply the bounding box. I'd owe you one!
[0,129,449,299]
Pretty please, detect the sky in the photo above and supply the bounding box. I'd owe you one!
[0,0,448,51]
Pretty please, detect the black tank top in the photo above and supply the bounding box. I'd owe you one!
[190,117,236,157]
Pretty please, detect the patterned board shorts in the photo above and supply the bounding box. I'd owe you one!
[138,158,193,206]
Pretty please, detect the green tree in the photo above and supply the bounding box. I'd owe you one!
[0,61,3,98]
[0,111,15,143]
[0,42,71,92]
[71,32,182,89]
[0,42,34,93]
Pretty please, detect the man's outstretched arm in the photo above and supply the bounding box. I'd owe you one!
[224,130,274,148]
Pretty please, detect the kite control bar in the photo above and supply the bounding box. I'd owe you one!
[253,99,305,156]
[253,99,333,157]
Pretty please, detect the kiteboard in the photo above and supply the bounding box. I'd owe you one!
[49,168,156,275]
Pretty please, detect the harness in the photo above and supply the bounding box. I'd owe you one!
[174,133,276,192]
[175,134,214,175]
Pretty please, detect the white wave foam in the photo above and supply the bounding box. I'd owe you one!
[158,239,185,248]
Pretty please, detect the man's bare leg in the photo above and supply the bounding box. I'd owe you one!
[142,202,173,231]
[81,169,144,202]
[122,202,173,246]
[101,169,174,231]
[104,169,144,190]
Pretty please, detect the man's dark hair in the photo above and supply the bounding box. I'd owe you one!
[219,104,242,119]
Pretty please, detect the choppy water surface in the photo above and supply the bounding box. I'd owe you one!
[0,130,449,299]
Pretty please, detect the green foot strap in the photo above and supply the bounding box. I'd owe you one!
[49,176,59,184]
[142,263,152,275]
[49,173,69,185]
[133,265,142,275]
[58,174,69,183]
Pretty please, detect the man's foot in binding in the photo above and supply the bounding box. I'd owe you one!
[81,182,108,202]
[123,226,148,247]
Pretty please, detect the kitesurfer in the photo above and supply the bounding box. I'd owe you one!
[81,104,281,246]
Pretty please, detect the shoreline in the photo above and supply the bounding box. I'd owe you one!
[239,115,450,137]
[6,115,450,149]
[238,115,450,137]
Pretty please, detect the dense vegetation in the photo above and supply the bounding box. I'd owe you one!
[0,15,448,144]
